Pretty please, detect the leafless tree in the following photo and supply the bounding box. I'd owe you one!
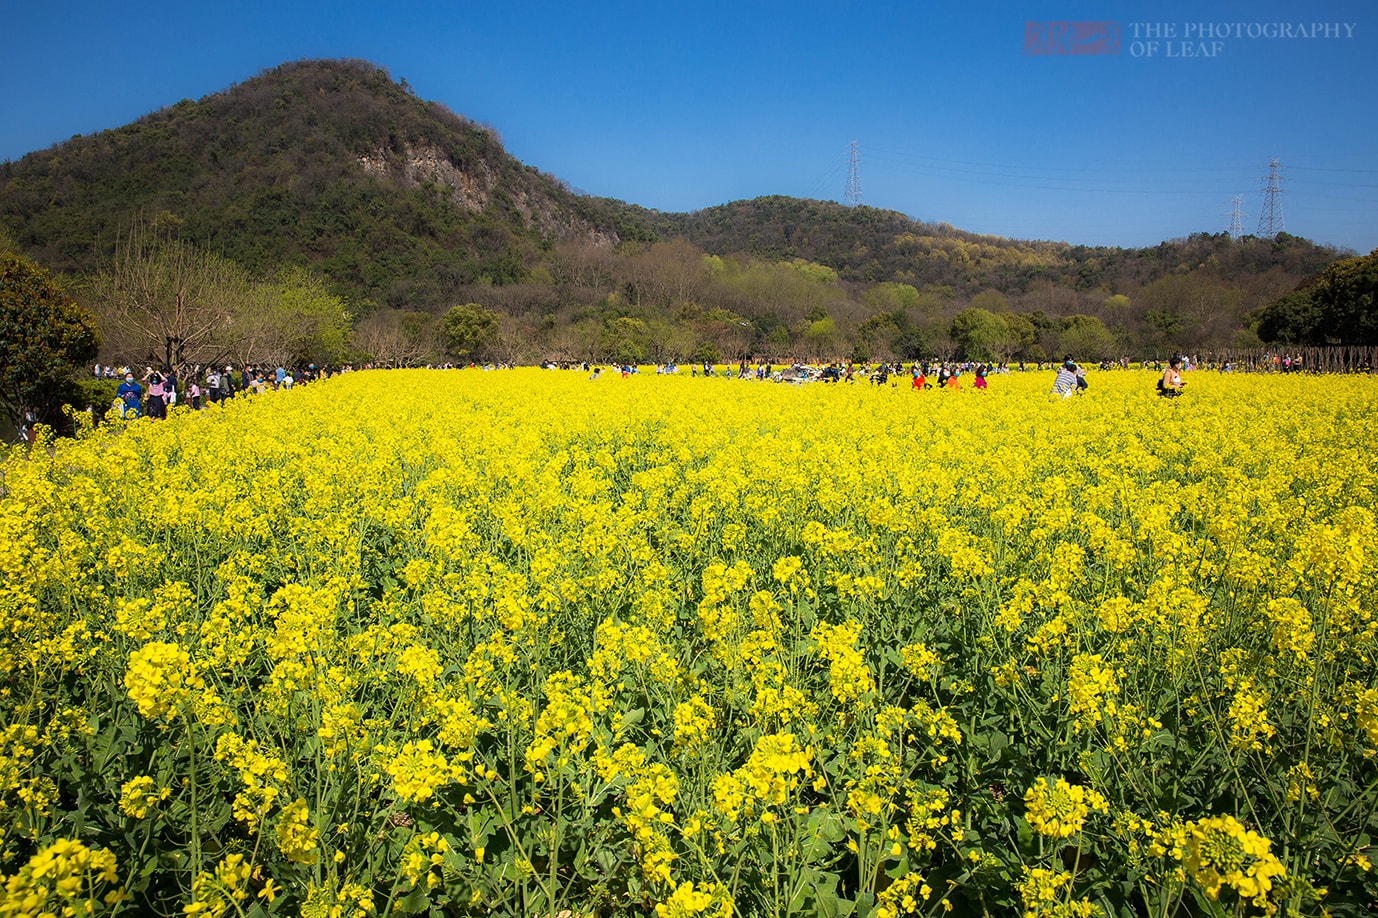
[87,223,250,376]
[547,239,617,290]
[353,310,441,367]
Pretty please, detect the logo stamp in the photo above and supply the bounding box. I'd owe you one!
[1024,21,1121,55]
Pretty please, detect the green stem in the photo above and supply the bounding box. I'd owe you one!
[186,713,201,880]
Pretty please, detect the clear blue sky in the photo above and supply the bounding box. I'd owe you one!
[3,0,1375,252]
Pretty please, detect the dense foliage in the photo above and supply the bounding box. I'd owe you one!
[1256,249,1378,346]
[0,252,100,430]
[1,370,1375,916]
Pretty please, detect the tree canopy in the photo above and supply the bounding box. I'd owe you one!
[0,253,100,430]
[1257,249,1378,345]
[442,302,500,361]
[88,224,251,375]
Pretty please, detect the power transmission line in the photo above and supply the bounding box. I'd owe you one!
[1227,194,1245,239]
[844,141,862,207]
[1257,159,1284,237]
[807,148,849,201]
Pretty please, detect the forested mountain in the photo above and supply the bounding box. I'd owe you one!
[0,58,1361,365]
[658,196,1341,297]
[0,59,655,310]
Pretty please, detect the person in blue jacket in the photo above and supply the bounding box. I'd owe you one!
[116,372,143,419]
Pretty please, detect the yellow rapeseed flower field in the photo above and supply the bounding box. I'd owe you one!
[1,367,1374,917]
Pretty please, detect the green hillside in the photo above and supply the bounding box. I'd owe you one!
[656,196,1342,300]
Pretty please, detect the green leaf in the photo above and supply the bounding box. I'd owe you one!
[789,867,854,917]
[397,885,430,914]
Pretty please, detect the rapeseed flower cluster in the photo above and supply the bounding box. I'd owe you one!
[184,853,256,917]
[875,870,931,918]
[117,775,169,819]
[398,831,449,892]
[1018,866,1101,918]
[811,620,875,705]
[1023,778,1109,839]
[655,879,731,918]
[274,798,321,865]
[1183,814,1286,910]
[123,640,199,722]
[1066,653,1119,730]
[215,732,290,830]
[381,739,460,803]
[672,695,717,752]
[0,368,1374,914]
[0,838,121,917]
[712,733,813,822]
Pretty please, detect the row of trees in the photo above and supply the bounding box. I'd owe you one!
[348,237,1288,368]
[84,221,353,378]
[14,213,1340,375]
[0,221,358,433]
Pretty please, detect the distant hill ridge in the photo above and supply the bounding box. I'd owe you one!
[0,58,1347,315]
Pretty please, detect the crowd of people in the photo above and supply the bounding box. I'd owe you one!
[563,359,1008,388]
[92,351,1206,424]
[99,363,347,420]
[541,357,1191,400]
[613,353,1197,402]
